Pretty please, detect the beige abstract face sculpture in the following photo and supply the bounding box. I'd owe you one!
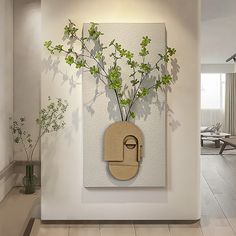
[104,122,143,181]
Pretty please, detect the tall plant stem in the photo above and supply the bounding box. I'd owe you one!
[30,131,45,162]
[30,109,58,161]
[125,73,147,121]
[114,89,124,121]
[21,137,30,162]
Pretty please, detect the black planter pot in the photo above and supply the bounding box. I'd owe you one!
[23,164,38,194]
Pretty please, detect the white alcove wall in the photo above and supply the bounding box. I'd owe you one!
[41,0,201,220]
[0,0,14,201]
[13,0,41,161]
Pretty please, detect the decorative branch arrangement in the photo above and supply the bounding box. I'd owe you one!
[10,97,68,162]
[44,20,176,121]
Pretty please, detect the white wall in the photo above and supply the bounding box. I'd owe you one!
[201,0,236,64]
[13,0,41,161]
[0,0,13,171]
[201,64,236,73]
[41,0,200,220]
[0,0,14,200]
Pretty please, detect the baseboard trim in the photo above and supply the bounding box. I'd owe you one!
[28,219,41,236]
[15,160,41,166]
[23,218,35,236]
[0,161,15,180]
[25,218,200,236]
[41,219,200,224]
[0,162,16,202]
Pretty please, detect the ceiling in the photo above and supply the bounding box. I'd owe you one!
[201,0,236,64]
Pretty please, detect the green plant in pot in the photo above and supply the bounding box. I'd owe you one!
[44,21,177,180]
[10,97,68,194]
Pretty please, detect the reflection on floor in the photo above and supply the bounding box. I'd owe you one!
[1,154,236,236]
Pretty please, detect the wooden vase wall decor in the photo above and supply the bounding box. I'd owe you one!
[104,122,144,180]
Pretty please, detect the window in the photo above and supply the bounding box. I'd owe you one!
[201,73,225,110]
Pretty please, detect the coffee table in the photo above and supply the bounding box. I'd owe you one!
[201,132,231,148]
[219,138,236,154]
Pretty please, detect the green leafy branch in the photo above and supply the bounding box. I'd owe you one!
[10,97,68,162]
[44,20,176,121]
[10,117,32,161]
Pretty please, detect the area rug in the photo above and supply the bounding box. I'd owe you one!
[201,140,236,155]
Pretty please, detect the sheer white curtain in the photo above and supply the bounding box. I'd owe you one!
[225,73,236,135]
[201,73,225,128]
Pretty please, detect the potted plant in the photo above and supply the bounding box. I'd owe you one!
[10,97,68,194]
[44,20,176,180]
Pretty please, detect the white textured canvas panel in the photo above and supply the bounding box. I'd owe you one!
[83,23,166,187]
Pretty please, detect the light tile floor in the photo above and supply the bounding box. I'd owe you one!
[69,224,100,236]
[36,223,205,236]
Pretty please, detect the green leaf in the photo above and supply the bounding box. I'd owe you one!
[139,63,151,73]
[137,87,149,98]
[167,47,176,56]
[27,138,32,143]
[88,22,103,40]
[130,111,136,119]
[161,48,177,63]
[139,36,151,57]
[163,54,170,63]
[155,80,162,90]
[162,74,172,85]
[54,44,63,52]
[89,65,100,75]
[139,47,149,57]
[140,36,151,47]
[114,43,122,51]
[65,55,74,65]
[95,52,103,60]
[76,59,86,69]
[14,137,20,143]
[44,40,52,48]
[108,66,122,90]
[44,40,54,54]
[119,49,127,57]
[120,98,131,107]
[64,20,78,38]
[128,60,138,68]
[160,47,176,63]
[125,51,134,60]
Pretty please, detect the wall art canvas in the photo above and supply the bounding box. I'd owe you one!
[83,23,167,187]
